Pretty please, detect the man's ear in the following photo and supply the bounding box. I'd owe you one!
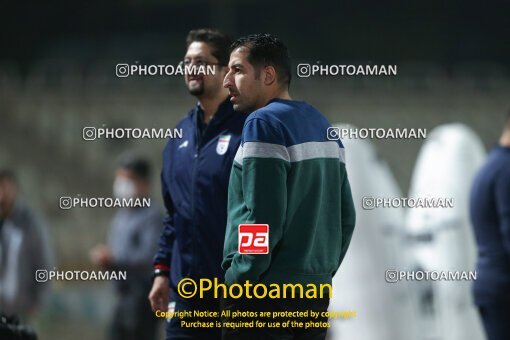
[263,66,277,86]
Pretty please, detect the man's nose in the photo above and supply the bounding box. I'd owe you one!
[223,72,233,88]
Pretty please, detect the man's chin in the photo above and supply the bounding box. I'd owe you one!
[233,103,253,114]
[232,103,243,112]
[188,87,204,96]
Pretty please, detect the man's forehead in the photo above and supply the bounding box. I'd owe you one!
[228,47,249,67]
[185,41,214,59]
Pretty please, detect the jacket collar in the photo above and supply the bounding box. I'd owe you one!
[192,97,234,127]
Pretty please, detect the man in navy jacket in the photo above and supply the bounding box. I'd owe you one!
[148,29,246,339]
[470,112,510,340]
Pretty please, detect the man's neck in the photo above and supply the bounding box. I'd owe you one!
[198,93,229,124]
[271,88,291,101]
[261,88,292,108]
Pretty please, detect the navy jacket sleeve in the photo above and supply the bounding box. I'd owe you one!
[153,169,176,269]
[496,170,510,258]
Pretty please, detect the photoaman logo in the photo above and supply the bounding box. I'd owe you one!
[238,224,269,254]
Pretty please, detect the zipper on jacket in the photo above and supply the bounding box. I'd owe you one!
[189,114,212,278]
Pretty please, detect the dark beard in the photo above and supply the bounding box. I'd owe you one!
[188,84,204,96]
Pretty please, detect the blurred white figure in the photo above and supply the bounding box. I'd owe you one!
[329,124,418,340]
[406,123,486,340]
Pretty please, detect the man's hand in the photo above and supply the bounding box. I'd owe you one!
[149,276,170,312]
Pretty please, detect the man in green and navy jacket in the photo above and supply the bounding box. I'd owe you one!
[221,34,356,339]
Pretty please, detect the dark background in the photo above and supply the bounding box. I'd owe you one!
[2,1,509,70]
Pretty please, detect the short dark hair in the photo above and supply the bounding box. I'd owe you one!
[231,33,291,88]
[186,28,232,66]
[118,155,151,182]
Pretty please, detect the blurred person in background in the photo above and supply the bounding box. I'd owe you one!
[470,111,510,340]
[0,170,53,320]
[89,155,162,340]
[148,28,247,340]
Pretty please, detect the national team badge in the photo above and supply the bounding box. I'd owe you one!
[216,135,231,155]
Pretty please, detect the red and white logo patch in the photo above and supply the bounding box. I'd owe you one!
[238,224,269,254]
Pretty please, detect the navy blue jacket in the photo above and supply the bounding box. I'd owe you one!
[470,145,510,305]
[154,98,246,290]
